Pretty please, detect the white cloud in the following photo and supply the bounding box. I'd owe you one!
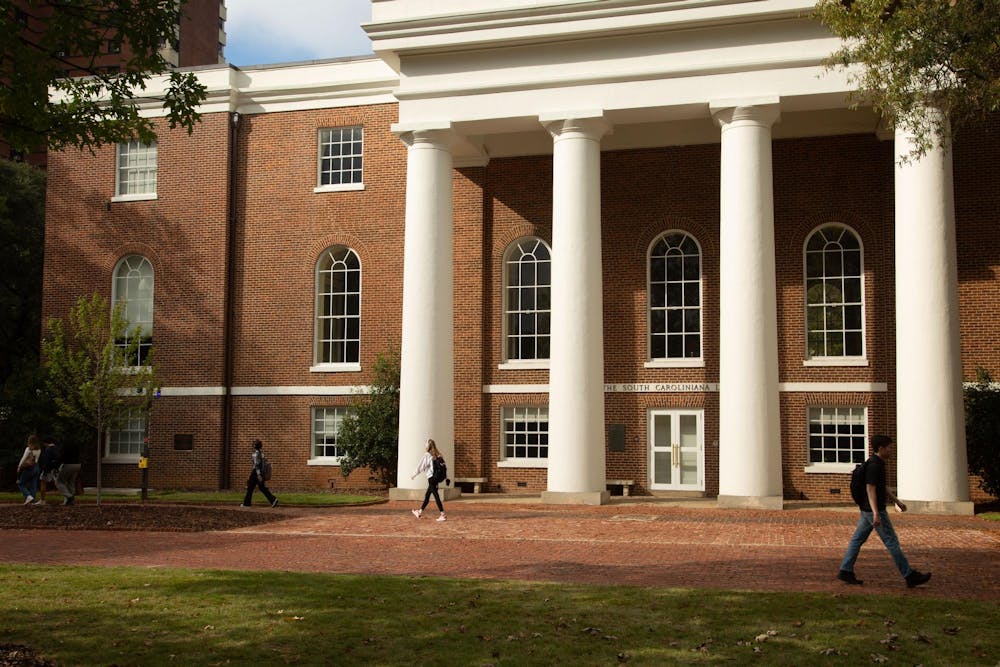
[225,0,373,67]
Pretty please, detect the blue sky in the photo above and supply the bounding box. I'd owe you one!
[224,0,373,67]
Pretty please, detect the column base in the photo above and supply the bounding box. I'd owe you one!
[717,494,784,510]
[901,499,974,516]
[389,486,462,502]
[541,490,610,506]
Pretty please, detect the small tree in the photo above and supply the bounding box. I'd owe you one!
[42,293,159,505]
[965,367,1000,499]
[337,349,400,488]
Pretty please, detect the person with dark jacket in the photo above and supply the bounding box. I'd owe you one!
[54,440,81,505]
[34,436,61,505]
[837,435,931,588]
[240,439,278,508]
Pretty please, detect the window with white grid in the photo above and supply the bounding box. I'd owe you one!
[318,126,363,188]
[315,247,360,366]
[112,255,153,366]
[807,406,867,465]
[313,407,347,460]
[649,232,702,361]
[108,407,146,458]
[501,406,549,462]
[115,141,157,197]
[504,238,551,362]
[805,224,865,360]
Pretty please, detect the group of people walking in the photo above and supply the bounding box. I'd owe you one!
[16,434,81,506]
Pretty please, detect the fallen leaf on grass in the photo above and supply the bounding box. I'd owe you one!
[582,627,602,636]
[942,627,961,635]
[203,625,214,631]
[912,633,932,644]
[616,652,632,662]
[819,648,845,656]
[871,653,889,663]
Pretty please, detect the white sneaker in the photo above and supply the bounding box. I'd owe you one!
[411,509,422,518]
[436,513,447,522]
[32,499,44,506]
[24,496,34,505]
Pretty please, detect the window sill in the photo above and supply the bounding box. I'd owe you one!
[804,463,857,474]
[103,456,140,465]
[497,460,548,469]
[116,365,153,375]
[498,361,550,371]
[111,193,157,202]
[314,183,365,193]
[644,359,705,369]
[307,458,342,466]
[310,363,362,373]
[803,358,869,367]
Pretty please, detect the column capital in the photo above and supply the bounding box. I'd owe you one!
[391,122,458,150]
[539,110,611,142]
[710,97,781,128]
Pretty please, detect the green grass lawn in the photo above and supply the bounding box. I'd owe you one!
[0,489,381,506]
[0,565,995,666]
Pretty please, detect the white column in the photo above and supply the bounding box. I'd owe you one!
[390,127,455,500]
[894,108,972,515]
[711,99,783,510]
[540,112,610,505]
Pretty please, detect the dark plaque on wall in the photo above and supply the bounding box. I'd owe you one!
[608,424,625,452]
[173,434,193,451]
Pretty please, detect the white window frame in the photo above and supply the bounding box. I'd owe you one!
[498,405,549,468]
[105,407,146,462]
[112,140,158,201]
[314,126,365,193]
[312,247,362,372]
[804,405,868,473]
[803,223,867,366]
[500,237,551,369]
[308,406,348,465]
[112,255,154,368]
[646,231,704,368]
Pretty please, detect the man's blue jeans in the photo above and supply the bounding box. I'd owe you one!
[839,510,912,578]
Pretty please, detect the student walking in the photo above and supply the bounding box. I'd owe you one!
[241,439,278,508]
[16,435,42,505]
[837,434,932,588]
[410,438,447,522]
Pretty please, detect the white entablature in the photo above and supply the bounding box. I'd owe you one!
[366,0,871,160]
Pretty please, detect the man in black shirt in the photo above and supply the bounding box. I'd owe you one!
[837,435,932,588]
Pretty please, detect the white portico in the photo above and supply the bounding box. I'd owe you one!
[369,0,973,512]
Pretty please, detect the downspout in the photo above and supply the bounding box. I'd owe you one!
[220,110,240,489]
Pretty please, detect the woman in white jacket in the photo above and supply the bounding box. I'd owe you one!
[410,438,446,522]
[16,435,41,505]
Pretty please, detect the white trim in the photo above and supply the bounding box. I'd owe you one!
[313,183,365,193]
[102,455,140,464]
[111,193,158,203]
[803,357,869,367]
[644,359,705,369]
[779,382,887,392]
[605,383,719,393]
[497,460,548,469]
[498,361,550,371]
[307,457,343,467]
[158,386,226,397]
[484,384,549,394]
[232,386,370,396]
[804,463,855,474]
[310,363,363,373]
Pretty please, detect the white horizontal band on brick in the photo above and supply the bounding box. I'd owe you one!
[231,386,371,396]
[778,382,887,392]
[158,387,226,397]
[483,382,888,394]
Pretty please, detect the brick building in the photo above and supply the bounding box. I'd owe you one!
[42,1,999,511]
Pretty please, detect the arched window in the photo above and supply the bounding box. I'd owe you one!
[315,247,361,366]
[805,224,864,359]
[503,238,551,362]
[112,255,153,366]
[648,232,701,361]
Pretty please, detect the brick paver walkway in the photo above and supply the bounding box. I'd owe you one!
[2,499,997,600]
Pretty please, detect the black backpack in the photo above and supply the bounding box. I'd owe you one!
[850,459,869,508]
[431,456,448,484]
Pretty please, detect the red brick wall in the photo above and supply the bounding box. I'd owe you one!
[179,0,222,67]
[41,100,999,503]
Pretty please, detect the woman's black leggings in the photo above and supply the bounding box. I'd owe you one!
[421,479,443,512]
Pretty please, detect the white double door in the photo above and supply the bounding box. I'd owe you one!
[649,409,704,491]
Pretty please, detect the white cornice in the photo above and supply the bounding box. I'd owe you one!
[367,0,818,62]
